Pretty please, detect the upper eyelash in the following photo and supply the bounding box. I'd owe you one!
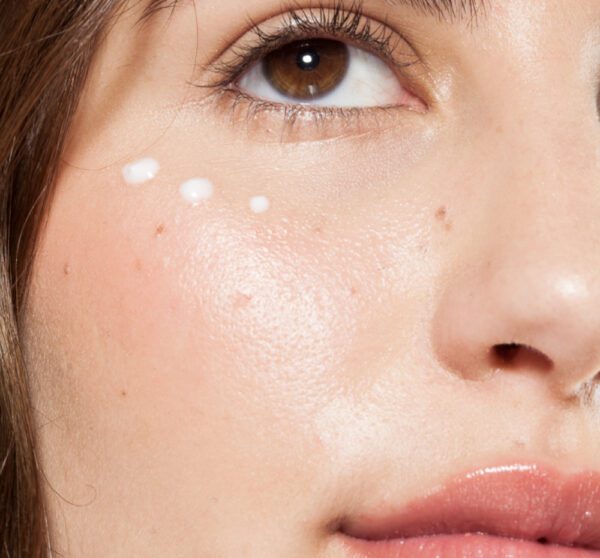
[203,0,416,91]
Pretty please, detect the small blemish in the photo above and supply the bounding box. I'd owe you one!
[120,390,127,398]
[435,205,453,231]
[155,224,165,237]
[63,263,71,276]
[134,259,143,272]
[233,292,253,310]
[514,437,527,448]
[350,287,358,296]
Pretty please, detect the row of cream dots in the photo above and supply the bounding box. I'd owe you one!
[122,158,270,214]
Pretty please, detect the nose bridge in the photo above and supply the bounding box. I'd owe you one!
[489,95,600,270]
[432,91,600,400]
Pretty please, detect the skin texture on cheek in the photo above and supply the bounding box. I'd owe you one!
[26,2,600,555]
[22,140,397,554]
[21,33,454,547]
[24,97,454,552]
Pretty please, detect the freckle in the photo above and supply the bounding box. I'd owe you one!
[120,390,127,398]
[134,259,143,272]
[435,205,453,231]
[233,292,253,309]
[63,263,70,276]
[313,226,324,235]
[350,287,358,296]
[155,224,165,237]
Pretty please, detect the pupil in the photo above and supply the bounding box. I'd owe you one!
[296,46,320,71]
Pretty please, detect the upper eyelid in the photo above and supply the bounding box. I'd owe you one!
[200,5,422,90]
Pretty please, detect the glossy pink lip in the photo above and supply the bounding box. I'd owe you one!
[339,463,600,556]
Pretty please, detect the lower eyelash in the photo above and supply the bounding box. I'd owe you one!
[208,87,401,141]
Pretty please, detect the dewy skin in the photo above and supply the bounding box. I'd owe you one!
[122,158,160,185]
[179,178,214,205]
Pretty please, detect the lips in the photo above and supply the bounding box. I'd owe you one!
[338,463,600,557]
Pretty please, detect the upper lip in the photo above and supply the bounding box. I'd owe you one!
[339,462,600,550]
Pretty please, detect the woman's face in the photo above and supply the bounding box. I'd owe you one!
[23,0,600,555]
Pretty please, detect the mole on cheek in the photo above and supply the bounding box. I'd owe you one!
[435,205,453,231]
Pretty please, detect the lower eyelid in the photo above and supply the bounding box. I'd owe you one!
[203,86,426,145]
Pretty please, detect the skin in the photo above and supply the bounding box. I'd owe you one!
[21,0,600,555]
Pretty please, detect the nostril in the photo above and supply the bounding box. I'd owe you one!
[491,343,554,373]
[493,343,521,362]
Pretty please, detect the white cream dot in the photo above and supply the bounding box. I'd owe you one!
[122,158,160,185]
[250,195,270,214]
[179,178,214,205]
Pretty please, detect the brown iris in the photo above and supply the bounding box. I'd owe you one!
[263,39,350,101]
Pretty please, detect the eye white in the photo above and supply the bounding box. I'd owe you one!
[238,44,404,108]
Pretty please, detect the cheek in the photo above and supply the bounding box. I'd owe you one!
[30,161,377,441]
[26,145,444,542]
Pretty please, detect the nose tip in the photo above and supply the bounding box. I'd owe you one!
[432,264,600,399]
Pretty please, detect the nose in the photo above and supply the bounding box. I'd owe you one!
[432,134,600,401]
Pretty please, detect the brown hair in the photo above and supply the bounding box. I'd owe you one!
[0,1,170,555]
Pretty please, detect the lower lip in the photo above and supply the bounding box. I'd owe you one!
[342,534,600,557]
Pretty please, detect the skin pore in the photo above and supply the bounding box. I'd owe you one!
[20,0,600,555]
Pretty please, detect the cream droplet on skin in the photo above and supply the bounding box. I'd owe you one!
[179,178,214,205]
[122,158,160,185]
[250,196,270,214]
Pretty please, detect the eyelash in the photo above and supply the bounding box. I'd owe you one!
[197,1,422,127]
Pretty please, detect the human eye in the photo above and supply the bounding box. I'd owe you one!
[200,3,429,134]
[239,38,414,109]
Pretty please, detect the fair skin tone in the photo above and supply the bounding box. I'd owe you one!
[20,0,600,555]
